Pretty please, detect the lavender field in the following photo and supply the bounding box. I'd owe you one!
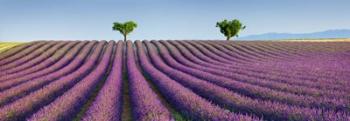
[0,40,350,121]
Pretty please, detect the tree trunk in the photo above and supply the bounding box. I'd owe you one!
[226,36,230,41]
[123,34,127,42]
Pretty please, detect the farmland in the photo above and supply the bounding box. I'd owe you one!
[0,40,350,121]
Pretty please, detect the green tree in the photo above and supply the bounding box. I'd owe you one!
[216,19,246,40]
[113,21,137,41]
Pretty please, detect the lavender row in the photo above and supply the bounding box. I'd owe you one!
[0,42,92,107]
[0,41,81,80]
[0,41,90,91]
[126,41,173,121]
[217,41,350,81]
[244,41,308,59]
[209,41,268,62]
[209,41,339,78]
[251,41,304,57]
[194,40,266,63]
[146,41,350,121]
[234,42,292,59]
[203,40,261,63]
[135,40,260,121]
[160,41,348,100]
[0,41,48,66]
[0,41,104,121]
[185,40,326,83]
[0,42,37,61]
[184,40,236,64]
[28,41,113,121]
[249,59,350,83]
[206,41,297,66]
[215,41,350,87]
[192,40,328,80]
[0,41,88,83]
[191,40,254,64]
[185,41,349,97]
[241,42,300,59]
[225,41,287,61]
[0,41,57,71]
[152,41,350,112]
[175,41,350,92]
[0,41,78,76]
[165,40,350,104]
[171,39,334,91]
[169,40,349,93]
[82,41,124,121]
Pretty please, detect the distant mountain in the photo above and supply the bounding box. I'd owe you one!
[238,29,350,40]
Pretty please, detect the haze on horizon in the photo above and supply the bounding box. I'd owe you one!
[1,0,349,41]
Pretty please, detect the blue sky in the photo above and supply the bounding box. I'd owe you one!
[0,0,349,41]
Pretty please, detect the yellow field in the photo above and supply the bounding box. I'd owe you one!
[0,42,24,53]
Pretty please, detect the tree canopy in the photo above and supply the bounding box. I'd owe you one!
[113,21,137,41]
[216,19,246,40]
